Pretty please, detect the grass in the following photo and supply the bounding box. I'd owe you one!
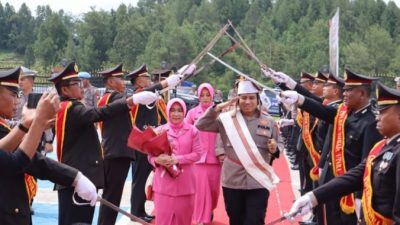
[0,50,24,69]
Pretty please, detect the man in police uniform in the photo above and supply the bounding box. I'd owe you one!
[290,82,400,225]
[79,71,99,108]
[49,62,158,225]
[196,79,281,225]
[97,64,137,225]
[270,70,345,224]
[126,63,185,222]
[280,69,383,225]
[269,71,323,196]
[276,72,315,171]
[0,66,98,225]
[13,66,37,119]
[13,67,54,155]
[270,70,332,224]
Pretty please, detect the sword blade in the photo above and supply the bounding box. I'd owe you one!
[98,197,151,225]
[265,211,297,225]
[265,215,288,225]
[206,52,278,94]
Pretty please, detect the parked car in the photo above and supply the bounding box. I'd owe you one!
[170,86,199,110]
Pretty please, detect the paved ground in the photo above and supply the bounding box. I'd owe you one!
[31,150,155,225]
[32,143,299,225]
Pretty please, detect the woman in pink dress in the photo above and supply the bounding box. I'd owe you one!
[186,83,222,225]
[148,98,202,225]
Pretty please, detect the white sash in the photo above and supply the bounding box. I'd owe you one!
[220,111,280,190]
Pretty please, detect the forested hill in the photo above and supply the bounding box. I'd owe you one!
[0,0,398,91]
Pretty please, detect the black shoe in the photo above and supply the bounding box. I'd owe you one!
[145,214,155,220]
[290,164,299,170]
[136,214,154,223]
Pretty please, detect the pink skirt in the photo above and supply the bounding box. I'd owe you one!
[154,193,194,225]
[192,164,222,223]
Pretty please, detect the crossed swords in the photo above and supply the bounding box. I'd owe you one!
[91,21,291,225]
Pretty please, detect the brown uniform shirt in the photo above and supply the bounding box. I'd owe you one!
[196,107,281,189]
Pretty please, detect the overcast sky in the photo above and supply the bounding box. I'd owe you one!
[3,0,139,15]
[3,0,400,16]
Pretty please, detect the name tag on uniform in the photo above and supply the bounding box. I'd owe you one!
[256,125,271,137]
[257,119,272,137]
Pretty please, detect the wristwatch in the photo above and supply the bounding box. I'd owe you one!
[18,123,29,133]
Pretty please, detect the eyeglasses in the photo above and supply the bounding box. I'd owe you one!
[312,81,325,85]
[300,80,312,85]
[66,81,83,88]
[323,83,335,87]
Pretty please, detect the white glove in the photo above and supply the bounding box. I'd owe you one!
[355,198,362,220]
[271,72,297,89]
[178,64,196,75]
[132,91,158,105]
[280,91,299,106]
[289,193,315,216]
[75,173,97,206]
[277,118,295,127]
[165,74,183,87]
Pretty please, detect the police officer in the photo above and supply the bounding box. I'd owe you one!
[126,63,188,222]
[316,74,345,225]
[196,79,281,225]
[270,70,329,224]
[280,69,383,225]
[0,67,98,225]
[79,71,99,108]
[48,62,158,225]
[276,72,316,171]
[269,70,322,195]
[290,82,400,225]
[97,64,137,225]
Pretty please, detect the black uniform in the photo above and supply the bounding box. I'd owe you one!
[313,134,400,224]
[281,83,323,196]
[0,124,78,225]
[56,97,130,225]
[130,83,167,218]
[98,91,136,225]
[301,97,382,225]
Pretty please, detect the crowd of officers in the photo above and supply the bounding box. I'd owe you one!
[262,67,400,225]
[0,62,183,225]
[1,59,400,225]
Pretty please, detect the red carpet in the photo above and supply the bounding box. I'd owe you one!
[211,156,296,225]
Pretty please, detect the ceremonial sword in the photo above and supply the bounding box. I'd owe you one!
[72,192,151,225]
[206,51,277,94]
[264,212,297,225]
[97,197,152,225]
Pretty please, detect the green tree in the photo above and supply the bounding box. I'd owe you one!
[108,15,150,68]
[33,14,69,69]
[364,25,394,74]
[78,10,114,66]
[8,3,35,53]
[23,45,35,67]
[2,3,16,49]
[79,35,101,70]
